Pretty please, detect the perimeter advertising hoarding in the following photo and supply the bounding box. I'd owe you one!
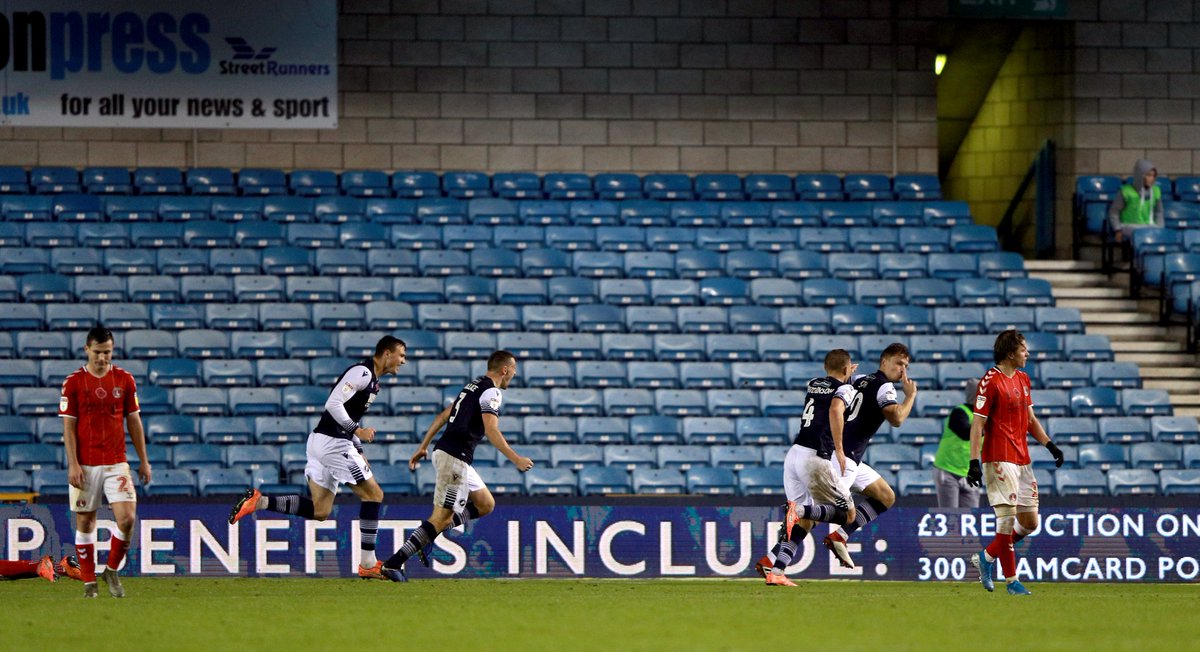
[3,504,1199,582]
[0,1,336,128]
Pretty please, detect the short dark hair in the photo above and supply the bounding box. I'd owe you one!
[993,329,1026,364]
[879,342,910,365]
[86,325,114,346]
[487,350,516,372]
[824,348,851,374]
[375,335,406,357]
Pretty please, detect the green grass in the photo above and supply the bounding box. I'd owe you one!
[2,578,1196,651]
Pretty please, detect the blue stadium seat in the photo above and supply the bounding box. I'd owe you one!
[778,307,831,335]
[923,201,972,227]
[1122,389,1172,416]
[954,277,1004,306]
[927,253,977,281]
[394,277,445,303]
[771,201,821,227]
[289,170,338,197]
[464,198,517,226]
[737,174,793,201]
[1063,334,1113,362]
[1,195,53,222]
[1003,278,1054,307]
[171,443,225,471]
[1078,443,1129,471]
[630,468,684,494]
[16,332,70,360]
[1150,416,1198,443]
[1160,469,1200,495]
[599,388,652,417]
[198,417,254,445]
[1088,362,1140,390]
[0,469,31,492]
[855,280,906,307]
[6,443,59,470]
[831,304,880,334]
[892,174,941,200]
[899,227,948,254]
[575,466,630,495]
[518,201,569,226]
[882,305,935,334]
[0,304,44,330]
[869,203,921,230]
[312,199,367,226]
[517,305,569,332]
[196,468,252,496]
[799,227,849,253]
[569,416,625,445]
[253,416,311,444]
[982,306,1034,333]
[794,174,842,200]
[866,444,920,472]
[892,418,942,445]
[958,334,996,363]
[340,170,391,197]
[570,201,619,227]
[841,174,891,201]
[821,203,873,228]
[491,172,541,200]
[1053,468,1107,496]
[542,173,593,200]
[547,226,599,252]
[1030,389,1069,418]
[415,197,467,226]
[208,196,264,222]
[932,307,984,333]
[237,168,288,196]
[29,166,80,194]
[1104,469,1158,496]
[76,167,129,195]
[1098,416,1151,444]
[1045,417,1099,445]
[896,469,936,497]
[735,466,779,496]
[0,167,29,194]
[903,278,955,307]
[1034,307,1085,333]
[937,361,986,390]
[364,198,416,224]
[948,225,999,253]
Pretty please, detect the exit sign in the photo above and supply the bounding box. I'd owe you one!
[950,0,1068,18]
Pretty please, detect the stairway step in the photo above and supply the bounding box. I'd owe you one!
[1147,379,1200,392]
[1053,286,1126,299]
[1084,312,1160,324]
[1058,299,1141,311]
[1085,324,1182,340]
[1119,341,1187,353]
[1029,272,1114,287]
[1166,395,1200,408]
[1025,260,1098,272]
[1140,367,1200,379]
[1116,352,1199,365]
[1171,406,1200,417]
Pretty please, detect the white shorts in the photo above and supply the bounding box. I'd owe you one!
[304,432,374,494]
[984,461,1039,509]
[432,449,485,513]
[842,458,883,494]
[69,463,137,513]
[782,445,852,509]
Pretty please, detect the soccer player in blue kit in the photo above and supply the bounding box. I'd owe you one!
[823,342,917,568]
[381,350,534,581]
[763,349,859,587]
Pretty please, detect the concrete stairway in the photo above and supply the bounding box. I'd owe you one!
[1026,260,1200,417]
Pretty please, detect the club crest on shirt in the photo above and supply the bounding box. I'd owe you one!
[113,387,122,399]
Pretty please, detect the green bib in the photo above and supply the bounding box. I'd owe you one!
[1119,184,1160,226]
[933,404,973,477]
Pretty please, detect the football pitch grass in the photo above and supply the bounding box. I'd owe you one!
[2,578,1195,651]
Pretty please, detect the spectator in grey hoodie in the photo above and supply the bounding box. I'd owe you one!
[1107,158,1165,242]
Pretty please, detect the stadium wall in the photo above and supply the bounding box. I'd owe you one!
[5,502,1200,582]
[0,0,941,174]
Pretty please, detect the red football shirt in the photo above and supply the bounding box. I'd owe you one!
[973,366,1033,465]
[58,366,140,466]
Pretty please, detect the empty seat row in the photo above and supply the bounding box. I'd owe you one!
[0,249,1025,285]
[0,168,941,202]
[2,324,1104,365]
[0,194,970,227]
[6,458,1199,497]
[0,380,1172,422]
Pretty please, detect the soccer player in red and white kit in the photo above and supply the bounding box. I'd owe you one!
[966,330,1064,596]
[58,326,152,598]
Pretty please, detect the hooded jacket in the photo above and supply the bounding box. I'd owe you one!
[1107,159,1165,232]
